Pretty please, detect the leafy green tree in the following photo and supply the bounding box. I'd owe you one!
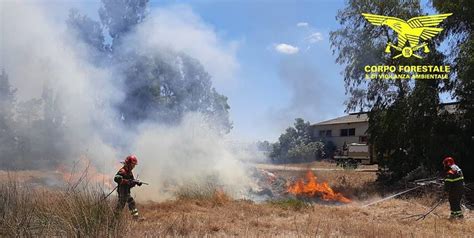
[67,0,232,133]
[330,0,423,111]
[270,118,324,163]
[0,70,17,166]
[12,81,68,169]
[99,0,148,48]
[431,0,474,179]
[331,0,453,183]
[117,52,232,133]
[16,99,42,127]
[67,9,107,53]
[288,142,325,162]
[256,141,272,152]
[0,69,16,127]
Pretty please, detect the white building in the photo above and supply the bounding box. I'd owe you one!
[310,112,369,149]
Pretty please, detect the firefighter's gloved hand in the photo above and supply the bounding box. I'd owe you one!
[133,180,143,186]
[129,180,142,186]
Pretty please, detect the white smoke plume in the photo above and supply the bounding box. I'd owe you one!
[0,1,253,200]
[132,113,252,201]
[0,1,121,169]
[123,4,239,88]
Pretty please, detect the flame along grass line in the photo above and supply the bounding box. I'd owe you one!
[361,185,423,208]
[287,170,352,204]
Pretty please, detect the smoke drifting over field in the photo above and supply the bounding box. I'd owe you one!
[0,1,121,166]
[133,113,252,201]
[123,5,239,88]
[0,1,251,200]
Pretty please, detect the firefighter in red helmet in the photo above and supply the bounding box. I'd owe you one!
[114,155,142,219]
[443,156,465,219]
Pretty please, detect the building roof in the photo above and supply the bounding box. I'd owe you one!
[312,112,368,126]
[312,102,459,127]
[439,102,458,114]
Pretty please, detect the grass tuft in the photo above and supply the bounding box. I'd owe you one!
[268,198,309,211]
[0,176,129,237]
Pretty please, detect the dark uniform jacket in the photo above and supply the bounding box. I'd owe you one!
[114,166,136,194]
[444,164,464,191]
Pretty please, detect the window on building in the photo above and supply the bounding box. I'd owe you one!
[340,128,355,137]
[348,128,355,136]
[359,136,368,143]
[340,129,348,137]
[326,130,332,137]
[319,130,333,137]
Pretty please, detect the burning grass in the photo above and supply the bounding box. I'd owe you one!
[1,167,473,237]
[287,170,352,203]
[273,168,379,201]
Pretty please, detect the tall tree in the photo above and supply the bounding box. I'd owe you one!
[67,0,232,134]
[0,69,17,165]
[99,0,148,48]
[331,0,450,182]
[118,52,232,133]
[67,9,107,53]
[431,0,474,179]
[330,0,424,111]
[0,69,16,125]
[16,99,42,128]
[271,118,324,163]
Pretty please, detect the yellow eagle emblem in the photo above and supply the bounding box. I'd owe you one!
[362,13,452,59]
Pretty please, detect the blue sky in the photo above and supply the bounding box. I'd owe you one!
[149,0,349,142]
[32,0,447,143]
[63,0,350,142]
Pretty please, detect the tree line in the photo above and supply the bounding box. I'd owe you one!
[330,0,473,183]
[0,0,231,169]
[268,118,332,164]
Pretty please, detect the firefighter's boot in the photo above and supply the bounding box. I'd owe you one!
[131,208,139,220]
[449,211,464,220]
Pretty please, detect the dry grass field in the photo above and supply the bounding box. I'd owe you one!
[1,163,473,237]
[134,196,472,237]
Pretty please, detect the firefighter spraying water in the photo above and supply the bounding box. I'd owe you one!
[114,155,148,219]
[443,157,465,219]
[363,156,468,221]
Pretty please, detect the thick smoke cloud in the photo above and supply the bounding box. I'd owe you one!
[0,1,121,168]
[123,5,239,89]
[132,113,252,201]
[0,1,252,200]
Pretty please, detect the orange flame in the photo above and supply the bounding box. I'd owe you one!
[287,170,351,204]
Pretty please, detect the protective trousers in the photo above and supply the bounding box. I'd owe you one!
[448,183,464,218]
[115,188,138,218]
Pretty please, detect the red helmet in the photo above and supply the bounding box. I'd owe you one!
[443,157,454,166]
[125,155,138,165]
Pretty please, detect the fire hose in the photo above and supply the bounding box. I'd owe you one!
[100,185,118,201]
[361,178,444,208]
[402,197,445,221]
[88,180,149,207]
[361,185,424,208]
[84,185,118,208]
